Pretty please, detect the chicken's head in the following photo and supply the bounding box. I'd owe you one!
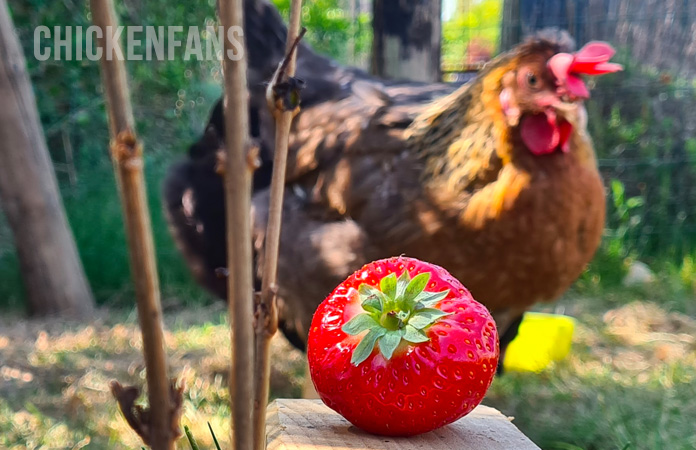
[499,40,622,156]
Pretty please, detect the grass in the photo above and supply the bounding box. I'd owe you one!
[0,304,305,449]
[0,282,694,449]
[487,289,696,450]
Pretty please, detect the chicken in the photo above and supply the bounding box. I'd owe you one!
[164,0,620,362]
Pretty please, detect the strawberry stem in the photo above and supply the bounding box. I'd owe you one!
[380,311,401,331]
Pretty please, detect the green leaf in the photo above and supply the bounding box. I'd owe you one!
[359,283,384,300]
[396,310,410,321]
[362,296,382,314]
[415,289,450,308]
[409,308,451,330]
[351,328,387,366]
[359,284,384,313]
[395,270,411,300]
[208,422,222,450]
[378,330,403,359]
[379,273,397,300]
[342,314,379,335]
[403,272,430,306]
[184,425,200,450]
[626,197,644,209]
[611,179,625,207]
[403,325,430,343]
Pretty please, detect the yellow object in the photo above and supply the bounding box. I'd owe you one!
[502,312,576,373]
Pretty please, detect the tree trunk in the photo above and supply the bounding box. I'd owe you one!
[0,0,94,317]
[371,0,441,82]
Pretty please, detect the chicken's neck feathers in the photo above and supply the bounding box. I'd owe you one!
[406,64,512,193]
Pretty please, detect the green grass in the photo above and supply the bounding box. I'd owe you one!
[60,153,215,308]
[487,287,696,450]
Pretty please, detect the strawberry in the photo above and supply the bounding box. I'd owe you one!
[307,256,499,436]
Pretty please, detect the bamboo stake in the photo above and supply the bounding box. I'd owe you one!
[252,0,304,447]
[89,1,178,448]
[218,0,255,448]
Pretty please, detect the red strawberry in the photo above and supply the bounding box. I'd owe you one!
[307,256,499,437]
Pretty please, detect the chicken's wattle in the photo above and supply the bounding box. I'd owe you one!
[521,113,572,155]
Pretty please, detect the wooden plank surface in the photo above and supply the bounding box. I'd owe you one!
[266,399,540,450]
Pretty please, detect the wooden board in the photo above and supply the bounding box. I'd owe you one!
[266,399,540,450]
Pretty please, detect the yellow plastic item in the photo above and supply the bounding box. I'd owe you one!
[502,312,576,373]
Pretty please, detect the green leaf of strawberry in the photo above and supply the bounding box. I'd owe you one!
[308,256,500,437]
[340,265,453,367]
[351,328,386,365]
[414,289,450,308]
[378,330,403,360]
[379,273,396,299]
[402,325,429,343]
[403,272,430,306]
[342,313,379,336]
[408,308,450,329]
[357,284,384,313]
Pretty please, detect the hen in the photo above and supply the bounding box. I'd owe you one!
[164,0,620,361]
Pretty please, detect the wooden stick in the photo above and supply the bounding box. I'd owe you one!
[88,1,177,448]
[253,1,304,448]
[218,0,255,448]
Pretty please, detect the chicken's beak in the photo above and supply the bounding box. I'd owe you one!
[535,92,580,126]
[550,100,582,129]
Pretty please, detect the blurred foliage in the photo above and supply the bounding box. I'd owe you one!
[607,179,645,260]
[272,0,372,67]
[442,0,501,67]
[2,0,224,308]
[0,0,370,309]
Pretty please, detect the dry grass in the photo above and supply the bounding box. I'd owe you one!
[0,304,304,449]
[486,297,696,450]
[1,297,694,449]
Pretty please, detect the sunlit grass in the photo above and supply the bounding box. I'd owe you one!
[487,293,696,450]
[0,305,304,449]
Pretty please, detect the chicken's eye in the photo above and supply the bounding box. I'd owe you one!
[526,72,539,88]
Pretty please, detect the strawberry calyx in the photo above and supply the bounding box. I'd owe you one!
[341,270,451,366]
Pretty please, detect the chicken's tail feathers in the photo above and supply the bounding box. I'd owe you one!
[162,156,308,352]
[162,158,229,299]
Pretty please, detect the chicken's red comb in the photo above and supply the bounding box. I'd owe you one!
[548,41,623,98]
